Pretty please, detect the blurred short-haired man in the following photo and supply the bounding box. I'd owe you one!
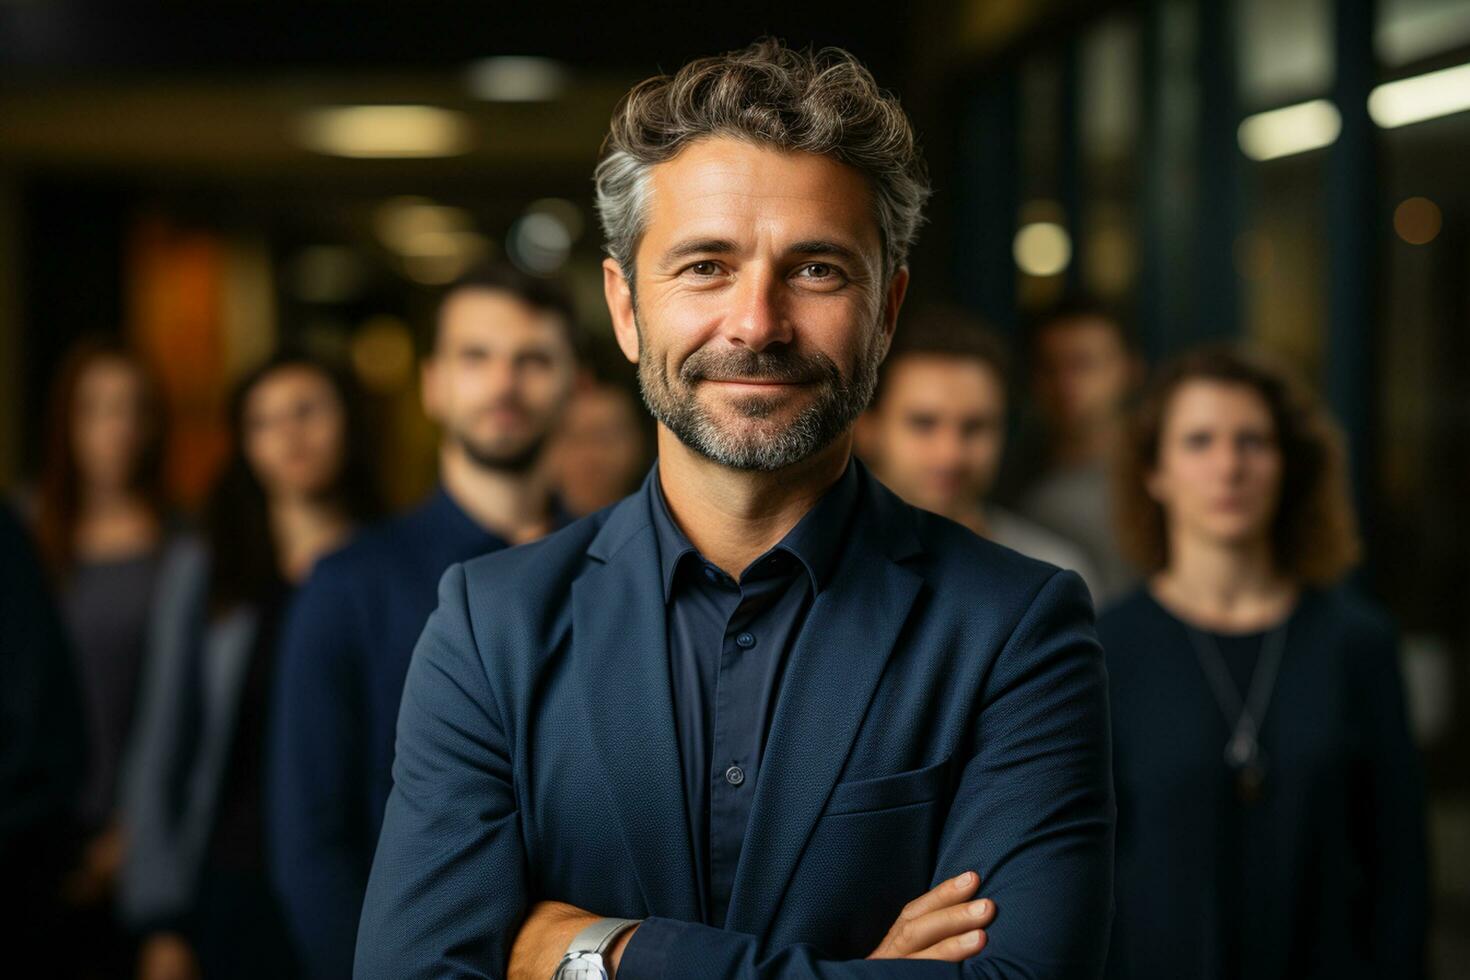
[1020,299,1142,603]
[858,308,1102,602]
[548,379,652,517]
[269,264,581,980]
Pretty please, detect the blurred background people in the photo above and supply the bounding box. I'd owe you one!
[28,338,175,974]
[121,351,381,980]
[268,264,580,980]
[548,374,651,517]
[0,3,1467,971]
[1015,300,1142,604]
[1099,346,1428,979]
[0,503,87,971]
[858,307,1103,600]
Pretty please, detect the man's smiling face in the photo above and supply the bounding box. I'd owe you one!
[605,137,908,471]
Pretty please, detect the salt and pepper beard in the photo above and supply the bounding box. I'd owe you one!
[635,314,887,472]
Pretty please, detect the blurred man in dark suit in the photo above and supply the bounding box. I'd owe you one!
[269,265,580,980]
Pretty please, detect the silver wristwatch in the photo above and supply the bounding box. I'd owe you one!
[551,917,641,980]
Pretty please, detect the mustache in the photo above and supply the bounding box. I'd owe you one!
[470,397,529,417]
[680,347,840,386]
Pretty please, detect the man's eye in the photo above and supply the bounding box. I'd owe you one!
[687,261,720,277]
[794,263,847,288]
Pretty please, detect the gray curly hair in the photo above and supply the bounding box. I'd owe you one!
[593,39,930,289]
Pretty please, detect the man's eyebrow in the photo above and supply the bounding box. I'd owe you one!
[787,240,864,263]
[660,238,738,267]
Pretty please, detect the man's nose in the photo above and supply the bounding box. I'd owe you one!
[484,356,518,393]
[1214,444,1248,480]
[936,430,969,469]
[725,265,794,351]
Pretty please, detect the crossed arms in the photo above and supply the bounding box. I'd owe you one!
[355,565,1114,980]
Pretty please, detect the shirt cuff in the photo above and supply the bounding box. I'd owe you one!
[615,917,685,980]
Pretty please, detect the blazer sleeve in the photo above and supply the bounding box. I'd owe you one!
[618,569,1116,980]
[117,538,209,932]
[268,564,371,980]
[354,564,527,980]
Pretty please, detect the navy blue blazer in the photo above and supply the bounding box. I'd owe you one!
[269,490,512,980]
[356,465,1115,979]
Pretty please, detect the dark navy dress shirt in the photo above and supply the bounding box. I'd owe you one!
[649,461,859,928]
[270,488,535,980]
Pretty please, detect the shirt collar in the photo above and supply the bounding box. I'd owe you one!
[648,458,861,602]
[430,486,504,547]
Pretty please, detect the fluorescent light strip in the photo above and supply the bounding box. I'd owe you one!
[1369,61,1470,129]
[1237,99,1341,161]
[294,106,471,159]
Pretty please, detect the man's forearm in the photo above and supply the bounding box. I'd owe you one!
[513,874,996,980]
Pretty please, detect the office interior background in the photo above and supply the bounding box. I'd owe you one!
[1,0,1467,972]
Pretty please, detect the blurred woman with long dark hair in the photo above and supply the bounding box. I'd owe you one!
[29,338,173,974]
[120,350,381,980]
[1101,346,1428,979]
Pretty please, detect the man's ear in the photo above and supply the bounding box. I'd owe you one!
[880,266,911,353]
[420,357,441,422]
[604,258,640,364]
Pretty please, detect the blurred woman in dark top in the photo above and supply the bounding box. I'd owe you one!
[1100,346,1428,980]
[121,351,381,980]
[31,338,173,975]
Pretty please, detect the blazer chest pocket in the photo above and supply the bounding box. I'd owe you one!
[825,756,953,816]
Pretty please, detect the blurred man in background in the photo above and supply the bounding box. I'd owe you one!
[268,264,581,980]
[548,378,651,517]
[858,308,1102,602]
[1019,299,1142,605]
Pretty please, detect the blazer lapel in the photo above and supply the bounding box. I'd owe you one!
[571,487,702,922]
[724,477,925,935]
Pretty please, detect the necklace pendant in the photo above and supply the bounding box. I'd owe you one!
[1225,731,1256,769]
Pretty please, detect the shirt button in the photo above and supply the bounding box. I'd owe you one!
[724,765,746,786]
[735,631,757,649]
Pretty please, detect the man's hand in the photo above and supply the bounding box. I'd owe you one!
[509,902,640,980]
[510,874,992,980]
[61,824,126,905]
[137,932,200,980]
[867,872,996,961]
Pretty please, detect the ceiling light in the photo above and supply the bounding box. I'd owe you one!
[293,105,471,159]
[1013,222,1072,277]
[1394,197,1442,245]
[401,231,491,285]
[508,213,572,275]
[1237,99,1341,161]
[465,57,569,102]
[374,197,474,254]
[1369,62,1470,129]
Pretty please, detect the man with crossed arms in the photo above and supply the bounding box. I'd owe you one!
[358,39,1113,980]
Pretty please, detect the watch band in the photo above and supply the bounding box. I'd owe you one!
[567,917,641,957]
